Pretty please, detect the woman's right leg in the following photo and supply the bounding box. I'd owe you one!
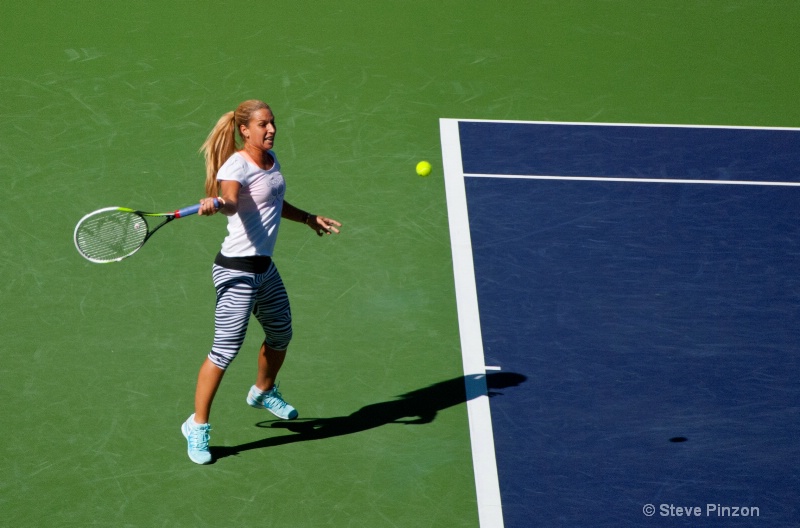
[182,266,257,464]
[194,358,225,424]
[196,265,259,421]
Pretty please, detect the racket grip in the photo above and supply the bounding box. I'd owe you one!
[175,198,219,218]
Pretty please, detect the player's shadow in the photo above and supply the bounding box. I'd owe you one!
[211,371,526,460]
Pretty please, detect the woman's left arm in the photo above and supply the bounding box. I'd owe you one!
[283,200,341,236]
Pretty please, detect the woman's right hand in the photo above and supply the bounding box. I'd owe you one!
[199,197,224,216]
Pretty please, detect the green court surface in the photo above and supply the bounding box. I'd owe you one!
[1,2,797,527]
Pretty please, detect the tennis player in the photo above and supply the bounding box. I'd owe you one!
[181,99,341,464]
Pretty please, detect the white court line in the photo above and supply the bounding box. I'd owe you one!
[440,118,505,528]
[451,117,800,131]
[465,173,800,187]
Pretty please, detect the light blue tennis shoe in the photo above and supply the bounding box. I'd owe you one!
[247,383,298,420]
[181,414,212,465]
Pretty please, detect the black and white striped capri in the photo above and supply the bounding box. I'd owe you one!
[208,262,293,370]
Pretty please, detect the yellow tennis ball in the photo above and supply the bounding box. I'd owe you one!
[416,160,432,177]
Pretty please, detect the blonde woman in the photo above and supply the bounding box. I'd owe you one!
[181,100,341,464]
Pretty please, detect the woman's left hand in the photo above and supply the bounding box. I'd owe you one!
[308,215,341,236]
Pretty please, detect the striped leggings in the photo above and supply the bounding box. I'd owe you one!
[208,262,293,370]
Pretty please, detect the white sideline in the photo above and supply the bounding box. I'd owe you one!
[440,118,505,528]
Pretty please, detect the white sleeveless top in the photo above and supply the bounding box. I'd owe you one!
[216,151,285,257]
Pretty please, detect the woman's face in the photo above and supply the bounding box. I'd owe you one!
[241,108,276,151]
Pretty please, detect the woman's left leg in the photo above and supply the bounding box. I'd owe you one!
[255,342,287,392]
[246,262,297,419]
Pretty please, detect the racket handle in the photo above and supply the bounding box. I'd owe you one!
[174,198,219,218]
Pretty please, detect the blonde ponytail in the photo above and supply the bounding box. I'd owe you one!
[201,111,237,198]
[200,100,271,198]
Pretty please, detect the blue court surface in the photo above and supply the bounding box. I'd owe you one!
[440,120,800,527]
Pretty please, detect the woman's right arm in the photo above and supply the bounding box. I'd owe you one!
[218,180,240,216]
[199,180,241,216]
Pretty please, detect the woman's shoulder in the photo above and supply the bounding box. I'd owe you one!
[223,151,247,168]
[217,152,248,181]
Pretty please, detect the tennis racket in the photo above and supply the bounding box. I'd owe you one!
[74,199,218,263]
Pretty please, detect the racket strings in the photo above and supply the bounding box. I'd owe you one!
[75,210,148,262]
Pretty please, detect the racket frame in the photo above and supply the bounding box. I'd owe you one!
[74,201,212,263]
